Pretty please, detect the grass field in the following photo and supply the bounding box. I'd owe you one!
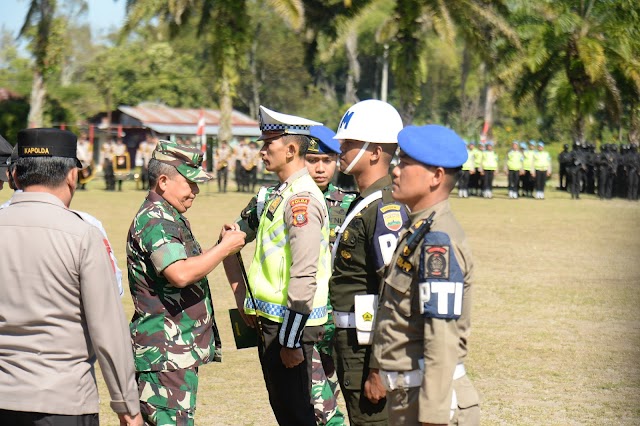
[2,178,638,426]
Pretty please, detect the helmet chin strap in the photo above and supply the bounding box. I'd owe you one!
[342,142,369,175]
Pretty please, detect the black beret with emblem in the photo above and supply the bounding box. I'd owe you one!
[17,128,82,168]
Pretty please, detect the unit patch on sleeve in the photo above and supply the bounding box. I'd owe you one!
[380,204,403,232]
[290,197,310,227]
[422,245,449,280]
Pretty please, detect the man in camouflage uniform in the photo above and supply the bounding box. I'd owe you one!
[127,141,245,426]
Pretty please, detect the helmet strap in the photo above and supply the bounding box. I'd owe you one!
[342,142,370,175]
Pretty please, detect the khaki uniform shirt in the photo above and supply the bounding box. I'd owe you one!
[0,192,139,416]
[373,200,474,424]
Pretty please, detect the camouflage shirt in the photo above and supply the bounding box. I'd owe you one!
[324,183,358,245]
[127,191,221,372]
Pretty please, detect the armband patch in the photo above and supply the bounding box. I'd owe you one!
[290,197,310,227]
[418,281,463,319]
[423,245,449,280]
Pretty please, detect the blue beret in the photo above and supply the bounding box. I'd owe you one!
[309,125,340,154]
[520,142,527,149]
[397,125,467,168]
[538,141,544,147]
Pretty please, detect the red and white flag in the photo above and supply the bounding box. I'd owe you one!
[196,109,206,136]
[196,109,206,153]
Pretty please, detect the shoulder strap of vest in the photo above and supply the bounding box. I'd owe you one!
[330,190,383,265]
[256,186,270,219]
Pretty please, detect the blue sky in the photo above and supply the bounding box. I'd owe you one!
[1,0,126,41]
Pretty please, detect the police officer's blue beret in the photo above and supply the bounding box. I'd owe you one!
[538,141,544,147]
[397,125,467,168]
[520,142,527,149]
[486,141,494,147]
[468,140,476,146]
[308,126,340,155]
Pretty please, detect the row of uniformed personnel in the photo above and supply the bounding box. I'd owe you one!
[459,140,552,199]
[0,100,481,426]
[223,101,481,426]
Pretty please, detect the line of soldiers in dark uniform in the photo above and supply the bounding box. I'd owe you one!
[558,142,640,200]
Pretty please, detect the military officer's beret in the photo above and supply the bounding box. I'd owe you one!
[17,128,82,168]
[257,105,322,140]
[0,134,12,182]
[308,126,340,155]
[397,125,468,168]
[153,141,213,183]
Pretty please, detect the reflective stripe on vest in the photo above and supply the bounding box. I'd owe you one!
[246,172,330,326]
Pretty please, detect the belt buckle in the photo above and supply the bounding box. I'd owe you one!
[381,370,398,392]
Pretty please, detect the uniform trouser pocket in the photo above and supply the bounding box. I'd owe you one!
[137,368,199,426]
[450,375,480,426]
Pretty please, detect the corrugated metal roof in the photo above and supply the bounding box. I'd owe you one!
[118,105,259,136]
[148,124,260,137]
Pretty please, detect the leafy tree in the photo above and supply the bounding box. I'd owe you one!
[510,0,640,144]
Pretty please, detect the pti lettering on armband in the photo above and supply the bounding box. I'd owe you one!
[418,281,463,319]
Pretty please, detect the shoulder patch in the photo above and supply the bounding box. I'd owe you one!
[381,204,403,232]
[290,197,309,227]
[423,245,449,280]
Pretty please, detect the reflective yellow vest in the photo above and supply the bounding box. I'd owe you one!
[534,150,551,171]
[482,151,498,170]
[507,150,524,171]
[523,150,535,171]
[246,172,330,326]
[462,149,475,171]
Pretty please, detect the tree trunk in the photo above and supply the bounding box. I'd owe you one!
[628,102,639,145]
[380,43,389,102]
[483,84,498,140]
[219,76,233,144]
[248,23,261,118]
[460,43,471,107]
[344,29,360,106]
[28,70,46,128]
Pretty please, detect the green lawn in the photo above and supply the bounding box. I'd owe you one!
[1,178,638,425]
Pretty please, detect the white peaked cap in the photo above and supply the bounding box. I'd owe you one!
[258,105,323,137]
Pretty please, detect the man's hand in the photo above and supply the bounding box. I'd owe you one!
[118,412,143,426]
[219,224,246,256]
[364,369,387,403]
[280,347,304,368]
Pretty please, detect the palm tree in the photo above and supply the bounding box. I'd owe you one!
[124,0,250,143]
[509,0,640,144]
[20,0,57,128]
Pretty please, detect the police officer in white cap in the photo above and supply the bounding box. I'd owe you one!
[329,99,409,425]
[373,124,480,426]
[224,106,331,425]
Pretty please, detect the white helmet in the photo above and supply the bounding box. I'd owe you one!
[334,99,403,144]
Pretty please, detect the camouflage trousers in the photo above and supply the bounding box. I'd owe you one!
[312,314,346,426]
[137,367,199,426]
